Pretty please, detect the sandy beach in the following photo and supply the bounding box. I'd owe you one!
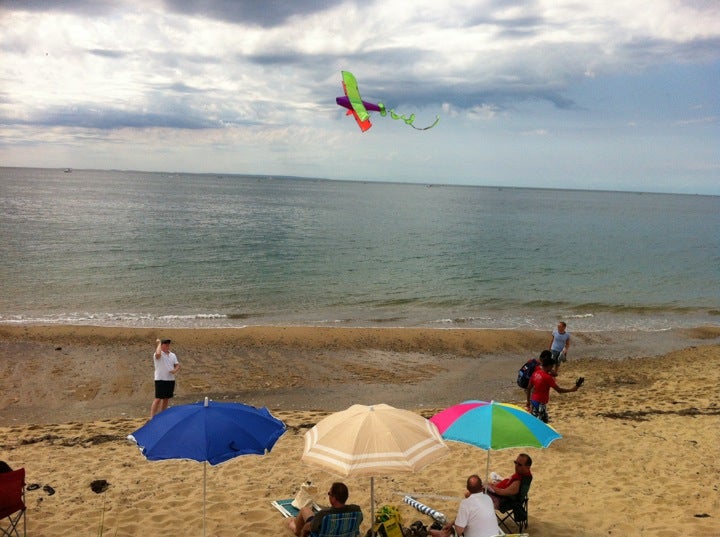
[1,325,719,536]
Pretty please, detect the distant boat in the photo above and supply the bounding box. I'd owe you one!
[63,168,72,173]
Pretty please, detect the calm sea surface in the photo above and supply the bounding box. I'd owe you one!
[1,167,718,331]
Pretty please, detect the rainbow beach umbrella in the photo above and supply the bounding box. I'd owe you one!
[430,400,561,480]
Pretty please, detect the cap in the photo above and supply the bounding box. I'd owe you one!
[161,339,172,344]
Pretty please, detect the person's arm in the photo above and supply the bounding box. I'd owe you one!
[486,479,521,497]
[171,361,181,374]
[548,334,554,349]
[154,339,162,359]
[552,384,579,394]
[564,335,570,353]
[429,524,455,537]
[526,381,534,410]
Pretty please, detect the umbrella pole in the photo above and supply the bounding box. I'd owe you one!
[203,461,207,537]
[370,476,375,537]
[485,452,490,485]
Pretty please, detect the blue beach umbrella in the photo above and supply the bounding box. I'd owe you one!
[430,400,561,481]
[128,397,286,536]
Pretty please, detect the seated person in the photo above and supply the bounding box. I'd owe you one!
[429,474,500,537]
[485,453,533,511]
[288,481,362,537]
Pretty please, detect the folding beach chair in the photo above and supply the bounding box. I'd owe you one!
[310,509,363,537]
[0,468,27,537]
[495,476,531,534]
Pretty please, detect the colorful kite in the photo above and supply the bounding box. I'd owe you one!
[336,71,440,132]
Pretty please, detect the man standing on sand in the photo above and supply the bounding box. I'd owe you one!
[526,353,581,422]
[549,321,570,373]
[150,338,180,418]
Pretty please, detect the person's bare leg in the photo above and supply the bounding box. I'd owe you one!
[150,398,163,418]
[288,505,313,536]
[288,516,298,535]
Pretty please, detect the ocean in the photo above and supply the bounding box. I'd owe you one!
[1,167,718,331]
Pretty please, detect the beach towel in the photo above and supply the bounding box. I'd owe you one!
[271,498,321,518]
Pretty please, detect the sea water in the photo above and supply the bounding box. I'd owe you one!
[1,167,718,331]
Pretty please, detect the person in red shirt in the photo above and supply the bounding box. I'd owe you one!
[526,354,582,422]
[485,453,533,511]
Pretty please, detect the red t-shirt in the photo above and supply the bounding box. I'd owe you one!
[495,472,533,502]
[529,369,557,404]
[496,472,520,490]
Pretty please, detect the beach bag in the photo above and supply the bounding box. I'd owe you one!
[373,505,404,537]
[291,481,318,509]
[517,358,540,388]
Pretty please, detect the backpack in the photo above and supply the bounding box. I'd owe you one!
[517,358,540,389]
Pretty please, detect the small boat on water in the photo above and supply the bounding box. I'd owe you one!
[63,168,72,173]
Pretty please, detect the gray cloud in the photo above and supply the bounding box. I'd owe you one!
[162,0,341,28]
[2,106,222,130]
[153,82,207,94]
[87,48,128,59]
[621,36,720,65]
[0,0,121,16]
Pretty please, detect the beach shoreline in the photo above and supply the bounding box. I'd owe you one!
[1,324,719,536]
[2,324,719,426]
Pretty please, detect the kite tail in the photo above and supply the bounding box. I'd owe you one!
[409,115,440,130]
[384,107,440,130]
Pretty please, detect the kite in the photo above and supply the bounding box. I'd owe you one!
[336,71,440,132]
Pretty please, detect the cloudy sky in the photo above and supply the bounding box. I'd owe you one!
[1,0,718,194]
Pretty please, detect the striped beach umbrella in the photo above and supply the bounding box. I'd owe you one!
[302,404,449,523]
[430,400,561,480]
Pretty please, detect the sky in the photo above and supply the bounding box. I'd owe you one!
[1,0,718,194]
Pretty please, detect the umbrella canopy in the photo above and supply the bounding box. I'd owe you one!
[430,400,561,450]
[129,397,286,464]
[430,400,561,480]
[302,403,449,523]
[128,397,286,536]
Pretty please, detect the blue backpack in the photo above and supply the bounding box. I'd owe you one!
[517,358,540,389]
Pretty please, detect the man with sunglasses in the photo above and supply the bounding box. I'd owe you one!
[485,454,533,511]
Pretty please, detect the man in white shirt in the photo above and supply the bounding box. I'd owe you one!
[429,475,500,537]
[150,338,180,418]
